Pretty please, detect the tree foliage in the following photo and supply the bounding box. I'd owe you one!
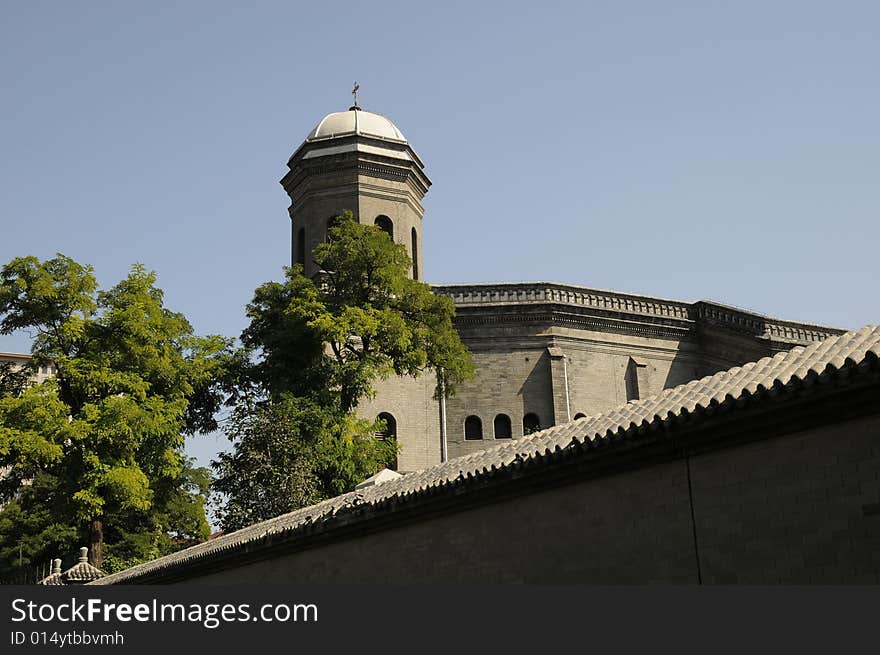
[0,254,228,572]
[243,212,473,410]
[212,395,395,532]
[213,214,474,530]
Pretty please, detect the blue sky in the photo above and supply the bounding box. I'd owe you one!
[2,1,878,473]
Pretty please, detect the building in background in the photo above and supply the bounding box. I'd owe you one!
[0,352,55,385]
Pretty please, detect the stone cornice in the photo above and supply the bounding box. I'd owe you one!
[288,133,427,170]
[283,158,428,195]
[433,282,845,346]
[435,282,691,317]
[451,303,694,342]
[283,135,431,196]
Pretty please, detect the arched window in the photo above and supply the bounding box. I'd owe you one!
[376,412,397,471]
[493,414,512,439]
[411,227,419,280]
[573,412,587,420]
[375,215,393,240]
[295,227,305,266]
[376,412,397,440]
[464,415,483,440]
[523,413,541,435]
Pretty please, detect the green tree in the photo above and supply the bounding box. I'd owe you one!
[212,395,395,532]
[243,212,473,410]
[214,213,474,529]
[0,254,228,571]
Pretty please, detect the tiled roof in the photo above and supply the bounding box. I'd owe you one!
[94,325,880,585]
[64,548,105,583]
[64,560,105,582]
[37,572,64,586]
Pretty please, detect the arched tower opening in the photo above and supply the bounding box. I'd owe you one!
[375,215,394,240]
[376,412,398,471]
[411,228,419,280]
[295,227,305,267]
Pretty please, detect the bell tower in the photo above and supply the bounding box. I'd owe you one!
[280,99,431,279]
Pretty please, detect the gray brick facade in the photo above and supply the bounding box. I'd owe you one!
[369,298,842,470]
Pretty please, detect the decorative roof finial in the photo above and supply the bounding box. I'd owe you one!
[350,81,360,111]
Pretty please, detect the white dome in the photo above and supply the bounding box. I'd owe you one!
[306,108,406,142]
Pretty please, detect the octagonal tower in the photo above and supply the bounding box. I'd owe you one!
[281,105,431,279]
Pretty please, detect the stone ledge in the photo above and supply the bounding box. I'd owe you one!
[433,282,844,345]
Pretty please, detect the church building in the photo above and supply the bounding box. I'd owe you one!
[281,101,843,472]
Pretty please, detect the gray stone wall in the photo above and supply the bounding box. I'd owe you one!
[355,176,423,280]
[358,372,441,472]
[430,320,696,459]
[289,181,360,272]
[445,345,555,451]
[691,415,880,583]
[365,317,771,466]
[364,287,844,469]
[284,175,424,278]
[187,459,698,584]
[551,328,702,416]
[185,414,880,584]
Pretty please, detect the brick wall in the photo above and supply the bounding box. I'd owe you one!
[191,459,697,584]
[691,415,880,583]
[185,413,880,584]
[367,319,789,468]
[358,373,441,472]
[369,323,729,465]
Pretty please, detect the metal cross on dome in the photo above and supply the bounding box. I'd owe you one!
[351,81,360,109]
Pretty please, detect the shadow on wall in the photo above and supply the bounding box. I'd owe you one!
[517,350,554,433]
[660,335,772,393]
[660,350,707,394]
[664,314,780,390]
